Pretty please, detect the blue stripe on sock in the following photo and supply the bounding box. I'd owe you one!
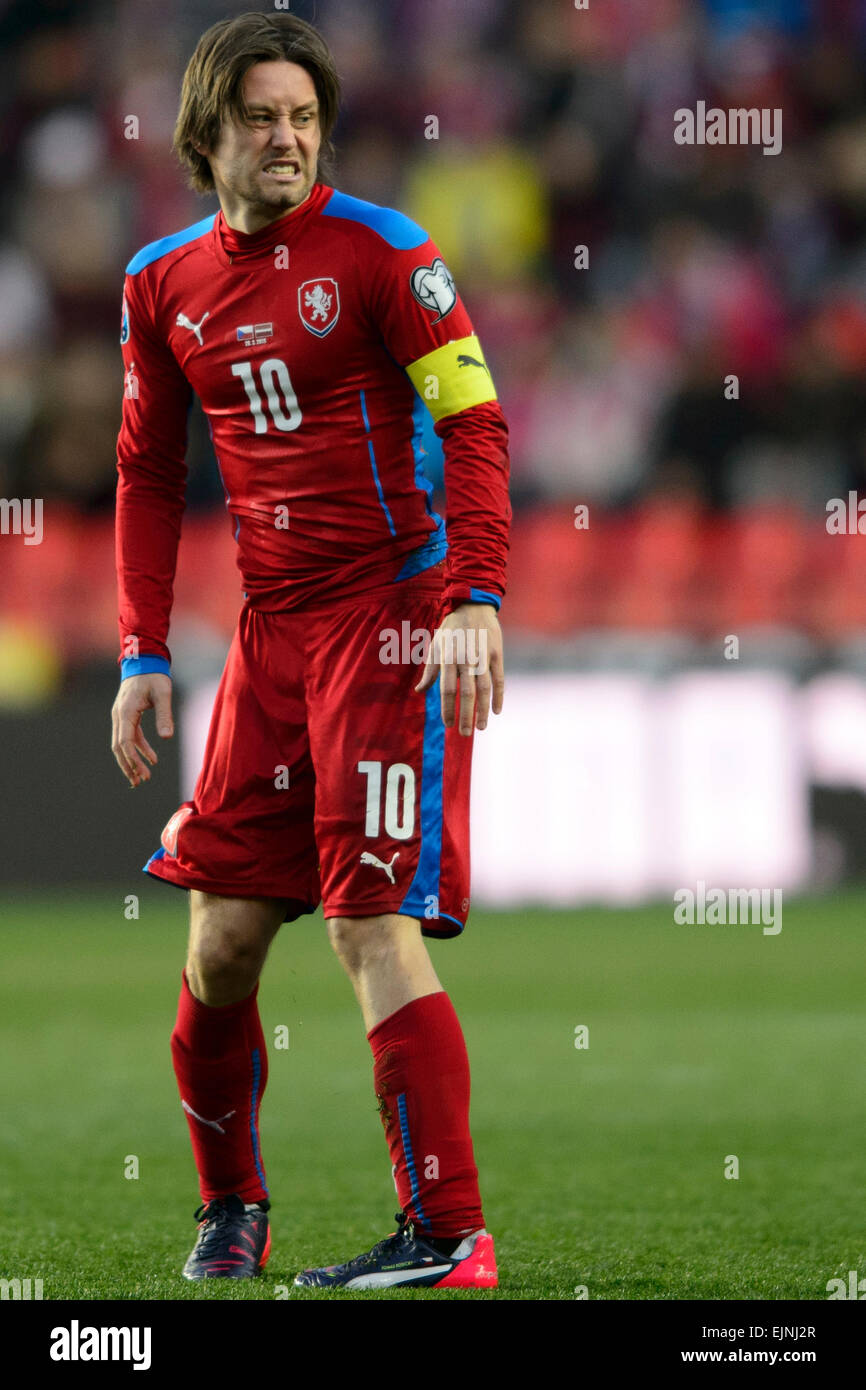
[397,1092,429,1230]
[250,1047,268,1196]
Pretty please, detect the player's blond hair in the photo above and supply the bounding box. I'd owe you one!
[173,11,341,194]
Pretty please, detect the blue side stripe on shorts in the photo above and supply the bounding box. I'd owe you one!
[397,1092,429,1229]
[399,679,444,919]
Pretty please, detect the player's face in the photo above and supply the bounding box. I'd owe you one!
[203,61,322,233]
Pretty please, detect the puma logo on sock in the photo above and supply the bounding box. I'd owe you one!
[182,1100,236,1134]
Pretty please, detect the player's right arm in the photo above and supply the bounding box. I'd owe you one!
[112,268,192,787]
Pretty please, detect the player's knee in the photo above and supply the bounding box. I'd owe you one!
[188,894,280,985]
[326,914,416,976]
[326,917,367,974]
[188,920,264,993]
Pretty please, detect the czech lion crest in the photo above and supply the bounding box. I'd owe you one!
[298,277,340,337]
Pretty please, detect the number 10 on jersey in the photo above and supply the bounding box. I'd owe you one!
[231,359,303,432]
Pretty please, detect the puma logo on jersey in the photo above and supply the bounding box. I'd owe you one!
[176,310,210,345]
[182,1100,235,1134]
[360,850,400,884]
[457,353,489,373]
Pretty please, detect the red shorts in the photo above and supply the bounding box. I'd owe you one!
[144,571,473,938]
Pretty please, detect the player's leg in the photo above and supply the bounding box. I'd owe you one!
[294,573,496,1288]
[328,910,485,1238]
[144,605,320,1277]
[174,891,284,1198]
[171,892,286,1279]
[294,909,494,1288]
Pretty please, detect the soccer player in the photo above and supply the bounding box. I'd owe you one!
[111,11,509,1291]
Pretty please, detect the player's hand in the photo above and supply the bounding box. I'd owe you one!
[111,672,174,787]
[415,603,504,736]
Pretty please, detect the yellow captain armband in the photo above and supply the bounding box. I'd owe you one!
[404,335,498,422]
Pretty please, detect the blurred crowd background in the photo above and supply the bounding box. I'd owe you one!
[2,0,866,703]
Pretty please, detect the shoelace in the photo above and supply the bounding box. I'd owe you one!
[193,1200,248,1258]
[341,1212,414,1273]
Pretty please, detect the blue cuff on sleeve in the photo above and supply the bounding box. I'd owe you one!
[121,656,172,680]
[469,588,501,611]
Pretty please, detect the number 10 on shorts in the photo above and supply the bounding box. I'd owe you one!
[357,761,416,839]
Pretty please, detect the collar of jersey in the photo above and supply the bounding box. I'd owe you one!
[211,182,332,266]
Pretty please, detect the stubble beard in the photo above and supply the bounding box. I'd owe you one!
[244,163,314,220]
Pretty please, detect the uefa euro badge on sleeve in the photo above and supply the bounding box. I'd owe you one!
[409,258,456,324]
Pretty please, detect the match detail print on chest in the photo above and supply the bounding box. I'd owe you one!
[175,274,346,434]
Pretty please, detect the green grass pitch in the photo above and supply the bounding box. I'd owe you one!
[1,886,864,1300]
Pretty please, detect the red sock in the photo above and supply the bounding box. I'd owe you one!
[368,991,484,1243]
[170,970,269,1204]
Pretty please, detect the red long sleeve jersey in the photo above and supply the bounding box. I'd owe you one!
[116,181,510,673]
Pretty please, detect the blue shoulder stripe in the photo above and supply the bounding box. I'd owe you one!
[322,190,427,250]
[125,214,216,275]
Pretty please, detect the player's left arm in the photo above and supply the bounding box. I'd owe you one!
[366,229,511,734]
